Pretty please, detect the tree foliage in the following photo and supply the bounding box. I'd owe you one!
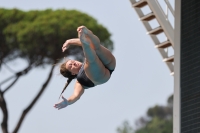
[0,8,113,65]
[116,95,173,133]
[117,121,134,133]
[135,117,172,133]
[0,8,113,133]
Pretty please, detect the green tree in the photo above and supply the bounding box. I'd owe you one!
[135,117,172,133]
[117,121,134,133]
[116,95,173,133]
[0,8,113,133]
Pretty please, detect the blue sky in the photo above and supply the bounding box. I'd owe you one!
[0,0,174,133]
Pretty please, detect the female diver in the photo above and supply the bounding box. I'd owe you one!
[54,26,116,110]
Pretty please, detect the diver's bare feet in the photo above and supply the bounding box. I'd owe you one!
[79,29,90,46]
[77,26,91,35]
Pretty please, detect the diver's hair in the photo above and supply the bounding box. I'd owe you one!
[59,60,77,99]
[60,60,77,79]
[59,78,73,99]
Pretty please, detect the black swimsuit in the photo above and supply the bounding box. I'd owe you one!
[77,63,95,88]
[77,63,114,88]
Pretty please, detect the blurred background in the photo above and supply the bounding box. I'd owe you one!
[0,0,174,133]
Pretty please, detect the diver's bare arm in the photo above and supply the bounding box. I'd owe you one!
[68,38,82,46]
[67,81,85,105]
[62,38,82,52]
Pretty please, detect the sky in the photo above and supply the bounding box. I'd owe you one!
[0,0,174,133]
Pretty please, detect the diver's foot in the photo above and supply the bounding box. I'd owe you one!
[79,30,90,46]
[77,26,89,35]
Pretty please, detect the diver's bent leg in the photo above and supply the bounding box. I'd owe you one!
[82,27,101,50]
[79,31,97,63]
[95,46,116,70]
[79,26,116,70]
[79,30,111,83]
[85,32,116,70]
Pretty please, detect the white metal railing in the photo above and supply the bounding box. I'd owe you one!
[164,0,175,16]
[161,0,175,54]
[164,0,174,55]
[146,0,174,45]
[130,0,175,75]
[155,0,174,58]
[156,0,175,26]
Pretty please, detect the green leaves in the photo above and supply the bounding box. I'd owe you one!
[135,117,172,133]
[147,105,172,119]
[117,121,134,133]
[117,95,173,133]
[135,95,173,133]
[1,8,113,66]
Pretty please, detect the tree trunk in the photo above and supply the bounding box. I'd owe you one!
[0,91,9,133]
[13,64,55,133]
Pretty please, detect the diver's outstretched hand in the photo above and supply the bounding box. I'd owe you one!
[54,96,68,110]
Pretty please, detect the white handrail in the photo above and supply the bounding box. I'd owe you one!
[166,2,168,55]
[147,0,174,47]
[166,3,168,20]
[156,0,174,17]
[129,0,174,74]
[164,0,174,16]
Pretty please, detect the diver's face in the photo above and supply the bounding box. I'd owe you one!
[65,60,82,75]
